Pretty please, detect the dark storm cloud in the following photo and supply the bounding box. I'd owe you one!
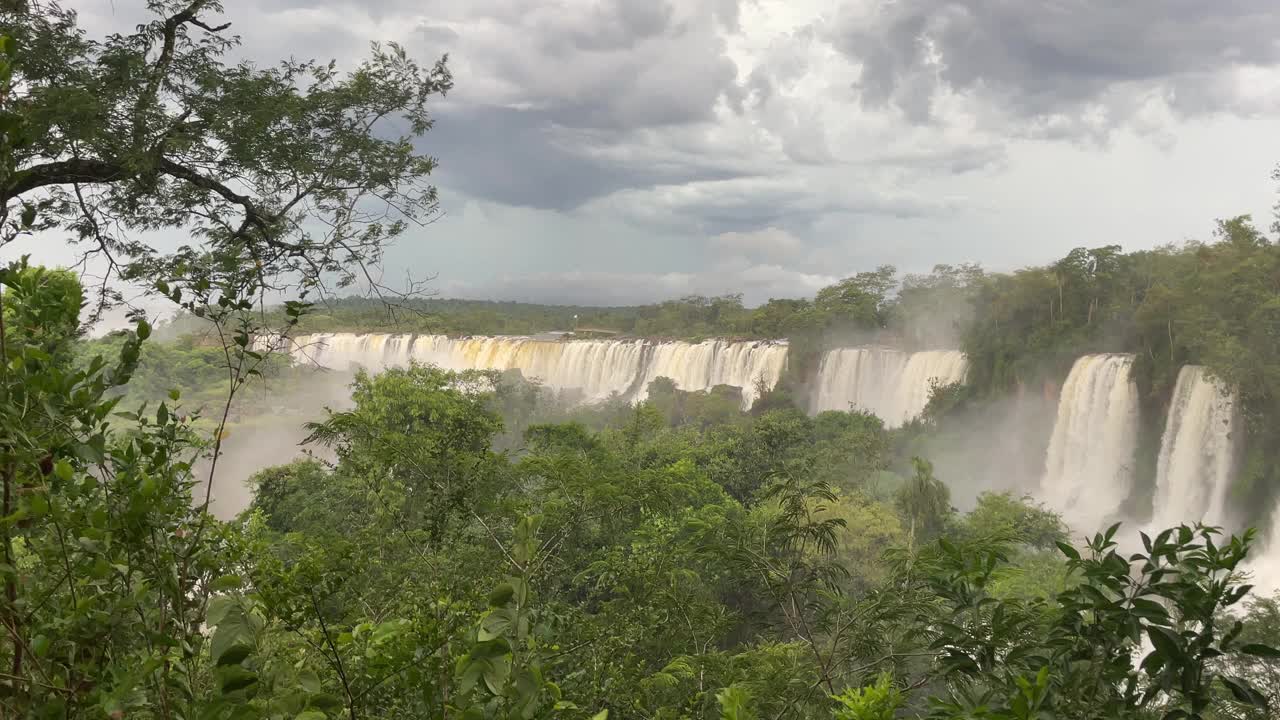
[74,0,757,222]
[830,0,1280,127]
[437,5,742,131]
[392,0,755,213]
[422,105,746,211]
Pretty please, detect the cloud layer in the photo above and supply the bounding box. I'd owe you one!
[45,0,1280,305]
[831,0,1280,135]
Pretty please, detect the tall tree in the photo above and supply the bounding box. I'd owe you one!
[1,0,452,316]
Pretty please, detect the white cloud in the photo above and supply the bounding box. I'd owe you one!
[709,227,804,262]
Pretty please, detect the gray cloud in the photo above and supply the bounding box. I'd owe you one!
[64,0,1015,230]
[422,1,741,131]
[582,174,958,236]
[423,106,749,211]
[396,0,756,214]
[50,0,1280,310]
[829,0,1280,133]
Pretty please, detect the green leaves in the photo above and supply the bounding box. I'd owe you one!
[478,607,516,642]
[488,582,516,608]
[5,0,454,307]
[0,262,228,716]
[512,514,543,566]
[1146,626,1185,662]
[457,640,514,696]
[832,673,906,720]
[1055,540,1080,561]
[1241,643,1280,659]
[452,519,564,719]
[208,596,260,667]
[716,685,758,720]
[926,522,1271,719]
[218,666,258,693]
[1220,676,1268,708]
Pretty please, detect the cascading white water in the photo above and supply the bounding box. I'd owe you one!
[808,348,968,427]
[633,340,789,408]
[284,333,787,409]
[1040,354,1140,530]
[1149,366,1241,531]
[1251,515,1280,596]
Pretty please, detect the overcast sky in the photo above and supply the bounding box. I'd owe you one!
[12,0,1280,306]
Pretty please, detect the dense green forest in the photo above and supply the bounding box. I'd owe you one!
[3,2,1280,720]
[248,216,1280,530]
[8,268,1280,718]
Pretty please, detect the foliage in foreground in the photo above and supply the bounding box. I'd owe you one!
[7,264,1280,719]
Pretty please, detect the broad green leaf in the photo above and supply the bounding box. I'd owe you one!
[210,574,243,591]
[1055,541,1080,561]
[309,693,343,710]
[298,670,322,694]
[1220,676,1267,707]
[210,604,256,666]
[207,596,237,627]
[478,608,515,642]
[488,582,515,608]
[1146,626,1184,661]
[218,665,258,693]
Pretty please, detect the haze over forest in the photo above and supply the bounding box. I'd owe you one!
[3,1,1280,719]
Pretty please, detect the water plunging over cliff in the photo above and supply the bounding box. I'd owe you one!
[808,348,968,427]
[285,333,788,409]
[1040,354,1140,530]
[1150,365,1241,530]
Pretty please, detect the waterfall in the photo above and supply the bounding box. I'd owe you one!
[1040,354,1140,530]
[633,340,789,408]
[809,348,968,427]
[1251,516,1280,597]
[1149,366,1241,531]
[283,333,787,409]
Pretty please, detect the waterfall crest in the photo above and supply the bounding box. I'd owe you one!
[1040,354,1140,529]
[1150,366,1241,530]
[284,333,787,409]
[809,348,968,427]
[632,340,789,406]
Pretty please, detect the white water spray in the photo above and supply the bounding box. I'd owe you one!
[809,348,968,427]
[284,333,788,409]
[1040,354,1140,530]
[1149,366,1241,531]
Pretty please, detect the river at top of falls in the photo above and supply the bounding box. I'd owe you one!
[808,348,969,427]
[1040,353,1140,532]
[284,333,788,409]
[1149,365,1241,532]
